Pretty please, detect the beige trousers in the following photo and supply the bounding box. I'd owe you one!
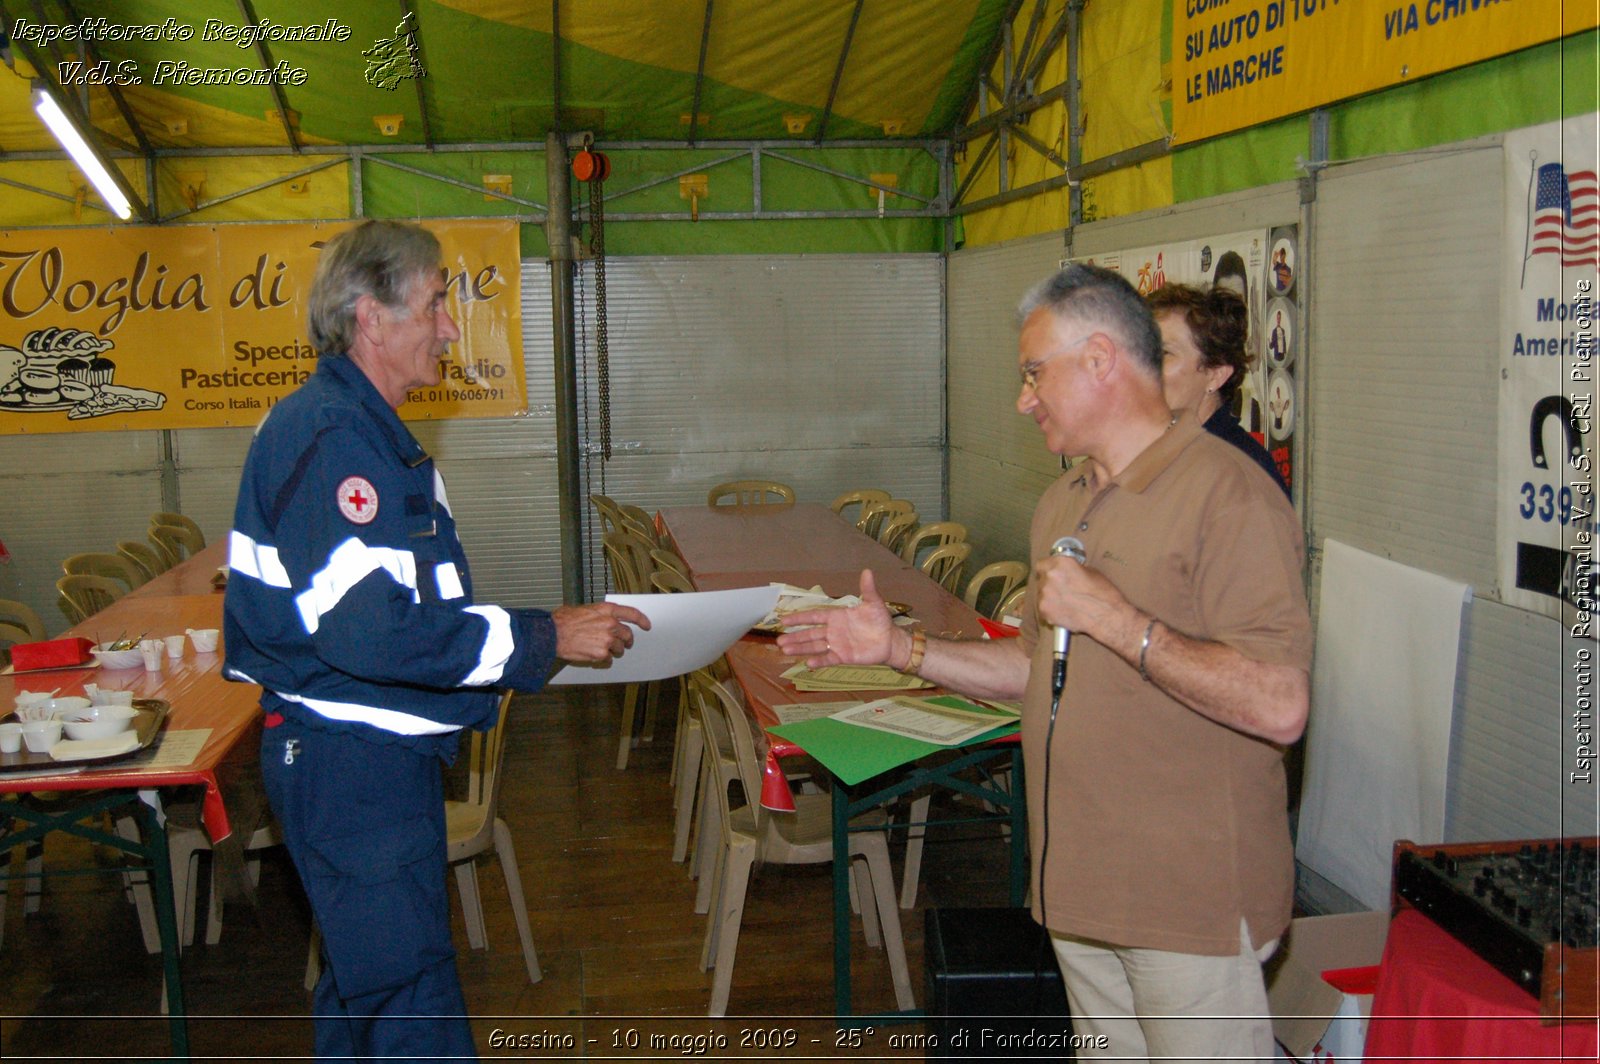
[1050,918,1279,1063]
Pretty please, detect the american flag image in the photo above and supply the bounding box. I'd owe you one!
[1529,162,1599,267]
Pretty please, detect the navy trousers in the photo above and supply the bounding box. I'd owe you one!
[261,716,476,1063]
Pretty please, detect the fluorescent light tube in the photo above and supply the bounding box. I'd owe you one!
[33,87,133,221]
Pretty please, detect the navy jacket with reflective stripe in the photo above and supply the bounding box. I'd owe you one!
[222,356,557,757]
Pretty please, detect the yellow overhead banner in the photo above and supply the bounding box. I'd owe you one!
[0,219,525,434]
[1173,0,1596,144]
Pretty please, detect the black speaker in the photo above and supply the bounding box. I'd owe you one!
[924,907,1073,1059]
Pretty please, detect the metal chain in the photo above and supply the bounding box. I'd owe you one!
[590,169,611,461]
[575,190,599,603]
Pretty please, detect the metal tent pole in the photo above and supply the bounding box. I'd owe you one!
[546,132,585,604]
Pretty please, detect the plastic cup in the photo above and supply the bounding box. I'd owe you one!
[164,634,185,659]
[0,722,21,753]
[22,719,62,753]
[93,688,134,707]
[139,639,163,672]
[187,628,220,653]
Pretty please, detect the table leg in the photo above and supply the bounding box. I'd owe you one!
[0,792,189,1061]
[135,797,188,1051]
[832,781,852,1018]
[1008,747,1028,907]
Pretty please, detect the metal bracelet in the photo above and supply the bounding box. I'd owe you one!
[1138,618,1157,682]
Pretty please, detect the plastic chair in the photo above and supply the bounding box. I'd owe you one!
[649,547,691,580]
[919,541,972,594]
[707,480,796,509]
[603,530,659,768]
[602,530,651,596]
[685,665,742,912]
[857,498,914,540]
[124,808,283,953]
[62,551,145,591]
[614,503,658,544]
[994,584,1028,624]
[965,561,1029,620]
[149,524,202,567]
[589,493,625,536]
[446,691,541,984]
[303,693,541,990]
[649,568,703,864]
[118,540,169,581]
[829,489,890,525]
[0,598,46,656]
[150,513,206,549]
[900,521,968,567]
[875,511,919,556]
[56,574,126,624]
[693,673,914,1015]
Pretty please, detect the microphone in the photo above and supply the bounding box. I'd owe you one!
[1050,536,1086,698]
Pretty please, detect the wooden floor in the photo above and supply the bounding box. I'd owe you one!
[0,684,1018,1060]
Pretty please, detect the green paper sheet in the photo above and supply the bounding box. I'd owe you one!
[768,695,1018,786]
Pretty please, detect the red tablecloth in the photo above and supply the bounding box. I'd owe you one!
[1365,910,1598,1062]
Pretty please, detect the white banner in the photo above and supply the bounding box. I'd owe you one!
[1499,117,1598,630]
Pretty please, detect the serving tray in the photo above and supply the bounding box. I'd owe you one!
[0,699,168,773]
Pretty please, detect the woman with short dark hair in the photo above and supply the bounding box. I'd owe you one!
[1147,283,1289,496]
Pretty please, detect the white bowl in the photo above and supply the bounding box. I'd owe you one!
[42,696,91,717]
[22,719,62,752]
[62,704,138,741]
[92,643,146,669]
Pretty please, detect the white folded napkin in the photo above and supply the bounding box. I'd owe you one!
[51,732,139,761]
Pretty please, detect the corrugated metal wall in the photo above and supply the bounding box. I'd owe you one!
[574,255,946,596]
[946,232,1069,573]
[0,431,166,635]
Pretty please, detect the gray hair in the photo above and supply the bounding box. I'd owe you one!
[308,220,442,357]
[1016,264,1163,377]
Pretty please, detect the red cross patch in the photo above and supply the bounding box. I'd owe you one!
[336,476,379,525]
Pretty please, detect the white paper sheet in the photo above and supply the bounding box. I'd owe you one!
[1296,539,1471,910]
[832,696,1007,746]
[549,584,780,686]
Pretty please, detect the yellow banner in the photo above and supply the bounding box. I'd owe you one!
[0,219,525,434]
[1173,0,1596,145]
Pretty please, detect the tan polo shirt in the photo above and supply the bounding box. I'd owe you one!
[1018,412,1313,956]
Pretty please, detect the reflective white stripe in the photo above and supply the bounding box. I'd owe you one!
[272,690,460,736]
[435,562,465,600]
[228,530,292,589]
[433,469,452,516]
[459,604,514,685]
[295,537,419,635]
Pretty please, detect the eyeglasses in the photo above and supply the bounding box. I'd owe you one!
[1019,333,1095,392]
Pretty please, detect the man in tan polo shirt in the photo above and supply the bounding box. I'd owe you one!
[779,263,1312,1062]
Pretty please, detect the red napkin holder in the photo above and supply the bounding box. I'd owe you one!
[10,636,95,672]
[978,616,1020,639]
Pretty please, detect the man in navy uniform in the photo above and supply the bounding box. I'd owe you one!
[224,219,648,1061]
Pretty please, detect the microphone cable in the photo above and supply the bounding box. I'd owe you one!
[1030,679,1065,1017]
[1031,536,1081,1018]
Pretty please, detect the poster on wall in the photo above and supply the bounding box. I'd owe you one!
[0,219,526,434]
[1069,228,1296,491]
[1173,0,1597,145]
[1499,116,1597,632]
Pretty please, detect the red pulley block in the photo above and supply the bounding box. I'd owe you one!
[572,149,610,183]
